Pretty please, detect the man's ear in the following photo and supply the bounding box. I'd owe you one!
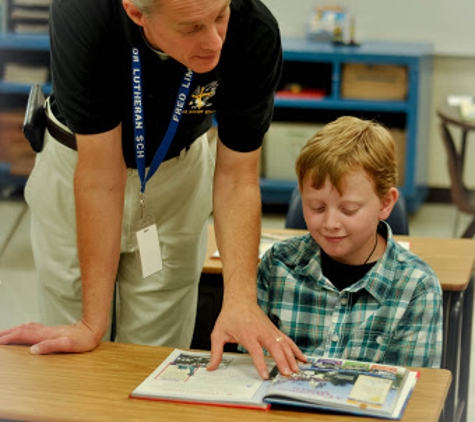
[379,187,399,221]
[122,0,145,26]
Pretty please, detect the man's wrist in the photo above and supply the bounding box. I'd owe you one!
[222,287,257,308]
[79,313,110,341]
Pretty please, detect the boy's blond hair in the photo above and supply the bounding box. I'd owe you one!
[295,116,397,199]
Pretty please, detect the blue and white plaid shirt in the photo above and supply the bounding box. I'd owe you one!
[257,222,442,368]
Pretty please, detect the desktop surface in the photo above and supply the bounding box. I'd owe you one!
[0,342,451,422]
[204,226,475,291]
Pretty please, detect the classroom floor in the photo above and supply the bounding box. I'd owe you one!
[0,197,474,420]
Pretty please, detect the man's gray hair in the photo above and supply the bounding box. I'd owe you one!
[130,0,160,16]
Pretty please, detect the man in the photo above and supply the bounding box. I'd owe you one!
[0,0,305,378]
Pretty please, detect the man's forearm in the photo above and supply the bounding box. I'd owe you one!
[74,171,125,339]
[74,129,126,340]
[74,163,126,340]
[209,143,306,377]
[214,183,261,299]
[212,143,262,302]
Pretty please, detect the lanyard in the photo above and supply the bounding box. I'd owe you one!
[131,47,194,194]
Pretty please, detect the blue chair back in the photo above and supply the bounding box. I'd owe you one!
[285,186,409,235]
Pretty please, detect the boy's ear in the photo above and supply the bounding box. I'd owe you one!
[122,0,145,26]
[378,187,399,221]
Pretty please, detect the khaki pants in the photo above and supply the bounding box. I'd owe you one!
[24,109,214,348]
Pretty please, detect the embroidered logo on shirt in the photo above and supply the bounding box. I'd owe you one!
[185,81,218,115]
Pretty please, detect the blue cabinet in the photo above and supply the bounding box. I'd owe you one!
[0,32,51,99]
[262,37,433,213]
[0,32,50,190]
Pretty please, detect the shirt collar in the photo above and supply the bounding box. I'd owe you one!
[140,28,169,60]
[345,221,395,303]
[282,221,397,303]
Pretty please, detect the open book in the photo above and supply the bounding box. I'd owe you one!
[130,349,419,419]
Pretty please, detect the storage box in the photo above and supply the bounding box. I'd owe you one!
[341,64,408,101]
[263,122,324,180]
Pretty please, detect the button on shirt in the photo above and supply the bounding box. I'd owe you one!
[257,222,443,368]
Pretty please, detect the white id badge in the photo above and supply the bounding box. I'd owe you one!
[132,215,163,278]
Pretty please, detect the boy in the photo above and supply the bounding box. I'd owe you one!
[257,116,442,368]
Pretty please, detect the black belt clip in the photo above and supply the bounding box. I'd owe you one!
[23,84,47,153]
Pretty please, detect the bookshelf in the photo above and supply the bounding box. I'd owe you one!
[0,31,50,192]
[261,37,433,213]
[0,0,51,103]
[0,32,50,101]
[4,0,50,34]
[0,32,434,214]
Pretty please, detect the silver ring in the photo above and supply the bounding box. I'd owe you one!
[275,337,284,342]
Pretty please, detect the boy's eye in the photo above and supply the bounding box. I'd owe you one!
[341,208,358,216]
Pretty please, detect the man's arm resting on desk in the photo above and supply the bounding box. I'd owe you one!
[207,139,306,379]
[0,125,126,353]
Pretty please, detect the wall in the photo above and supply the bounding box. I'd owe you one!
[260,0,475,56]
[261,0,475,189]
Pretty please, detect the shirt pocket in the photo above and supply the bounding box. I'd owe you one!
[345,329,392,363]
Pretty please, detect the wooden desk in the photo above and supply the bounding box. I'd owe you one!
[199,226,475,422]
[203,226,306,274]
[0,343,451,422]
[204,227,475,290]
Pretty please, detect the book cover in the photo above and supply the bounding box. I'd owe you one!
[130,349,418,419]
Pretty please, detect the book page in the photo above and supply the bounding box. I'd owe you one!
[264,357,410,418]
[131,349,275,408]
[348,374,392,406]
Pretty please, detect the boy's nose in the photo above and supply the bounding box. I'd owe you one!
[323,211,342,230]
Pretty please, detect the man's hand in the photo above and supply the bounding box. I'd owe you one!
[0,321,102,354]
[207,299,307,379]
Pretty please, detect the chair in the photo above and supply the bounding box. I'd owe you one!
[437,103,475,238]
[285,185,409,235]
